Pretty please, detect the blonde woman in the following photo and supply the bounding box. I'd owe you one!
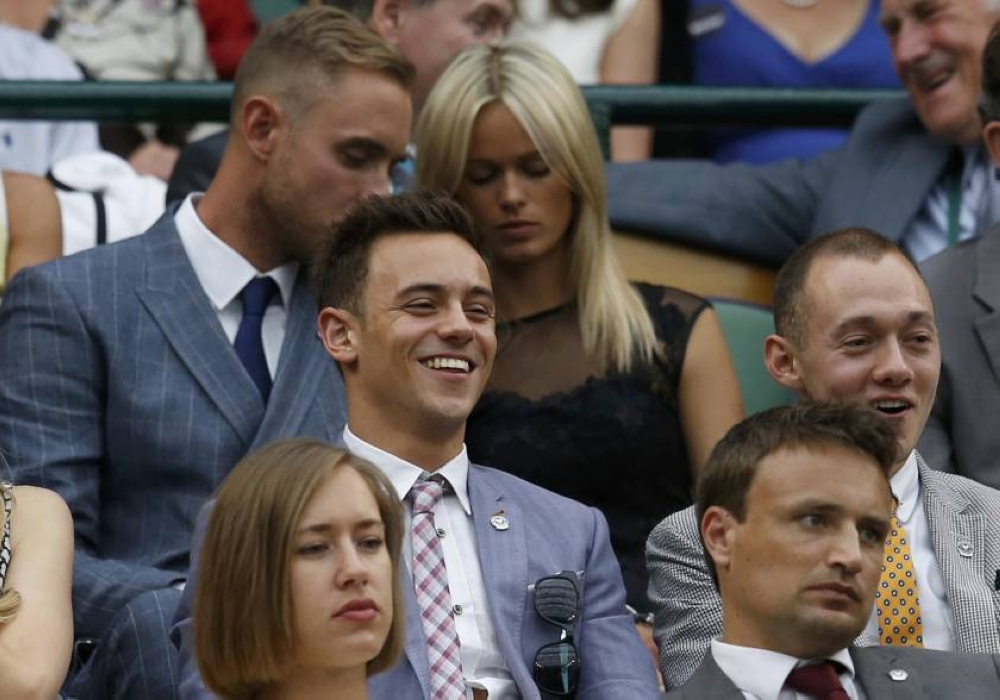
[0,477,74,699]
[193,439,404,700]
[416,42,743,614]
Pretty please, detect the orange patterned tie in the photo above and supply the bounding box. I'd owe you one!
[877,514,924,647]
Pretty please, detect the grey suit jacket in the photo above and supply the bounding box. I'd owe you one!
[174,463,661,699]
[646,453,1000,689]
[606,99,950,266]
[666,646,1000,699]
[920,228,1000,489]
[0,209,347,638]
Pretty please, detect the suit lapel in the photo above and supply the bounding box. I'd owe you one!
[399,563,433,698]
[681,652,747,699]
[468,467,533,695]
[861,122,950,241]
[972,228,1000,387]
[918,456,998,652]
[852,647,927,700]
[135,216,264,446]
[251,273,344,448]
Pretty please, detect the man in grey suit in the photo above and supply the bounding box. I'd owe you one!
[0,8,413,698]
[919,22,1000,489]
[173,192,661,699]
[647,228,1000,689]
[666,402,1000,699]
[606,0,1000,266]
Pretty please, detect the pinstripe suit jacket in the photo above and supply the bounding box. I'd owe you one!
[666,646,1000,699]
[645,452,1000,689]
[174,463,661,699]
[0,209,347,638]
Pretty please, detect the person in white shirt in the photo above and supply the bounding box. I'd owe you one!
[665,401,1000,700]
[173,190,662,699]
[647,226,1000,689]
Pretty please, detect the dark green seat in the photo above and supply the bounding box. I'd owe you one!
[710,298,795,415]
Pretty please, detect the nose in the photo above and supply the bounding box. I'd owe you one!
[360,169,392,199]
[335,543,369,589]
[893,20,931,69]
[437,301,475,343]
[828,525,865,575]
[872,339,914,387]
[499,171,525,213]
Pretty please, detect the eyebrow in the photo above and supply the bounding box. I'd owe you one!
[296,518,384,536]
[397,283,495,301]
[337,137,394,158]
[829,310,935,335]
[791,500,891,526]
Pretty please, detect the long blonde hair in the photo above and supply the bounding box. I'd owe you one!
[415,42,656,372]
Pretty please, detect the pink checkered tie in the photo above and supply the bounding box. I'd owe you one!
[409,475,466,699]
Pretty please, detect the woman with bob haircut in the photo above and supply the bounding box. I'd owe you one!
[193,438,404,700]
[415,42,744,615]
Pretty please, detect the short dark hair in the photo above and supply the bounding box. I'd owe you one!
[773,227,919,348]
[696,402,898,529]
[313,191,488,313]
[980,19,1000,124]
[231,6,415,124]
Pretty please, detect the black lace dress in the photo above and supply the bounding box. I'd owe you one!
[466,283,708,611]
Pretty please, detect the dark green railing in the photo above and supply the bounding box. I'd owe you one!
[0,80,906,157]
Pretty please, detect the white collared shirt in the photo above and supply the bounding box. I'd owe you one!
[902,144,998,262]
[174,194,298,377]
[711,639,864,700]
[861,451,955,650]
[343,427,517,699]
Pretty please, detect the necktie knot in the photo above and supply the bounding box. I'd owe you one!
[785,662,849,699]
[240,276,279,317]
[409,474,447,514]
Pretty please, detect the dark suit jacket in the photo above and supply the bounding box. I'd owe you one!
[165,130,228,205]
[667,646,1000,698]
[919,228,1000,489]
[605,98,950,266]
[0,208,347,638]
[173,464,662,699]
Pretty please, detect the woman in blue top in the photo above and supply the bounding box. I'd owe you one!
[687,0,899,163]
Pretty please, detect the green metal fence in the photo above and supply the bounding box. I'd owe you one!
[0,81,906,157]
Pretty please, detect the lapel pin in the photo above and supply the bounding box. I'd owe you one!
[957,540,974,558]
[888,669,908,682]
[490,509,509,531]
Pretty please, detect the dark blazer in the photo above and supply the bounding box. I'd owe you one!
[667,646,1000,699]
[645,454,1000,689]
[605,98,950,266]
[920,228,1000,489]
[0,209,347,638]
[173,464,662,699]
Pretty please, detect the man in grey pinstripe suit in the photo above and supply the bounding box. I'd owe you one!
[646,227,1000,689]
[0,8,413,699]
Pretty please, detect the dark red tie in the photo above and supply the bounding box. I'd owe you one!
[784,662,851,700]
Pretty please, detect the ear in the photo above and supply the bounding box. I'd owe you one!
[764,333,804,392]
[701,506,737,572]
[985,121,1000,169]
[370,0,408,41]
[318,307,360,367]
[241,95,284,162]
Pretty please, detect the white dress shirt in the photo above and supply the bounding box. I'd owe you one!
[174,194,298,378]
[343,427,517,699]
[902,144,999,262]
[711,639,864,700]
[862,451,955,650]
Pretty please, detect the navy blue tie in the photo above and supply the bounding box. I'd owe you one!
[234,277,278,402]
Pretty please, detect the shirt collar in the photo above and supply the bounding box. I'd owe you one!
[711,639,855,700]
[890,450,920,524]
[174,194,298,311]
[342,425,472,515]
